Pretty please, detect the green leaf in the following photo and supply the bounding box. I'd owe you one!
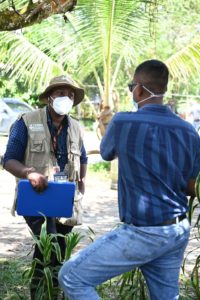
[44,267,54,300]
[195,172,200,203]
[64,232,84,260]
[52,242,62,263]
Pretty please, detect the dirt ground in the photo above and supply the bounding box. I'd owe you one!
[0,167,199,277]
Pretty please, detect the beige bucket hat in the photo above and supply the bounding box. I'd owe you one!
[39,75,84,106]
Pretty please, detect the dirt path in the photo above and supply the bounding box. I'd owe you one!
[0,169,199,277]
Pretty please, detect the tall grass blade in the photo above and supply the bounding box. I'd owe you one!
[44,267,53,300]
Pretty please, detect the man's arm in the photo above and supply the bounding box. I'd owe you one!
[4,159,35,179]
[78,163,87,195]
[4,159,48,192]
[78,143,88,194]
[4,118,48,192]
[100,115,116,161]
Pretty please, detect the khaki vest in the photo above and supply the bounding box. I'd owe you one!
[12,107,82,217]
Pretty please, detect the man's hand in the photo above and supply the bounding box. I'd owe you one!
[27,171,48,193]
[78,179,85,195]
[4,159,48,193]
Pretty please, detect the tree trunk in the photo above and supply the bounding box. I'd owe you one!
[0,0,77,31]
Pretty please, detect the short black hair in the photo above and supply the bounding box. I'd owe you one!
[134,59,169,93]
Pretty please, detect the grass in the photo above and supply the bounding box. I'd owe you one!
[0,258,197,300]
[0,258,30,300]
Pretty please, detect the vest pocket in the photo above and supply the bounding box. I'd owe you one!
[70,142,81,156]
[29,139,49,168]
[68,142,81,181]
[30,139,45,152]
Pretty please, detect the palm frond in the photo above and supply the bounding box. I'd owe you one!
[0,31,64,91]
[166,38,200,82]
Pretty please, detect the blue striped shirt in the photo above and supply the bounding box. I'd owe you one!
[4,110,88,171]
[100,104,200,226]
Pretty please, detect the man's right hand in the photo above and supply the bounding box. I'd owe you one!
[27,171,48,193]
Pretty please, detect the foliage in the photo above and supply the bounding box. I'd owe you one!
[0,258,29,299]
[0,71,39,107]
[89,161,110,173]
[0,0,159,110]
[1,257,198,300]
[22,218,84,299]
[190,173,200,299]
[80,119,95,131]
[97,267,197,299]
[118,269,148,299]
[1,0,200,114]
[179,173,200,300]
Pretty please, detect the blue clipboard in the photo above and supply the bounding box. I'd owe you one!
[16,180,75,217]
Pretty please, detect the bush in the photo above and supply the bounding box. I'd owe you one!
[89,161,110,173]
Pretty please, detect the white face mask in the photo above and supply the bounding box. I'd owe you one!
[132,85,139,110]
[50,96,73,115]
[133,85,165,111]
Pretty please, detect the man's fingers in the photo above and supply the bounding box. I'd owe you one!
[29,173,48,192]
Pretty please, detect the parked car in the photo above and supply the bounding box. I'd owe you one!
[0,98,34,136]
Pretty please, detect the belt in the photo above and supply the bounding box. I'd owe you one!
[132,214,187,227]
[158,214,187,226]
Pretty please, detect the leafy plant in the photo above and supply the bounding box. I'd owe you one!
[189,173,200,299]
[89,161,110,173]
[181,172,200,300]
[118,269,148,300]
[22,218,84,300]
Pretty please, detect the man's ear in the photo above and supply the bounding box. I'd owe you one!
[136,85,144,98]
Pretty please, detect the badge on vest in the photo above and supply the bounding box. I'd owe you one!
[29,124,45,132]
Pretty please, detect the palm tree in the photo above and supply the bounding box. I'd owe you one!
[0,0,200,119]
[0,0,158,109]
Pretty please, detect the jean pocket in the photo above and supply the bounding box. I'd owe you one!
[120,225,170,262]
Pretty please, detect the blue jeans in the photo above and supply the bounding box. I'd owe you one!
[58,219,190,300]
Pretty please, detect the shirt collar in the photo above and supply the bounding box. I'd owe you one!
[139,104,171,113]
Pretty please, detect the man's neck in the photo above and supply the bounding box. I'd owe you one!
[139,98,163,109]
[48,105,65,128]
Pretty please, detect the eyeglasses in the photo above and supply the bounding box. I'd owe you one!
[128,83,138,92]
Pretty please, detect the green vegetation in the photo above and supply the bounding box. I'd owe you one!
[0,240,198,300]
[0,258,29,299]
[89,161,110,173]
[1,0,200,114]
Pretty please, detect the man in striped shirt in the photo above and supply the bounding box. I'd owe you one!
[59,60,200,300]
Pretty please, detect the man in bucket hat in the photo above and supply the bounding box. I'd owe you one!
[3,75,88,299]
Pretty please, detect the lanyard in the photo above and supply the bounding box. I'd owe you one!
[51,123,63,156]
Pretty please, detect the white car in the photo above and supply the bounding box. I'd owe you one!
[0,98,34,136]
